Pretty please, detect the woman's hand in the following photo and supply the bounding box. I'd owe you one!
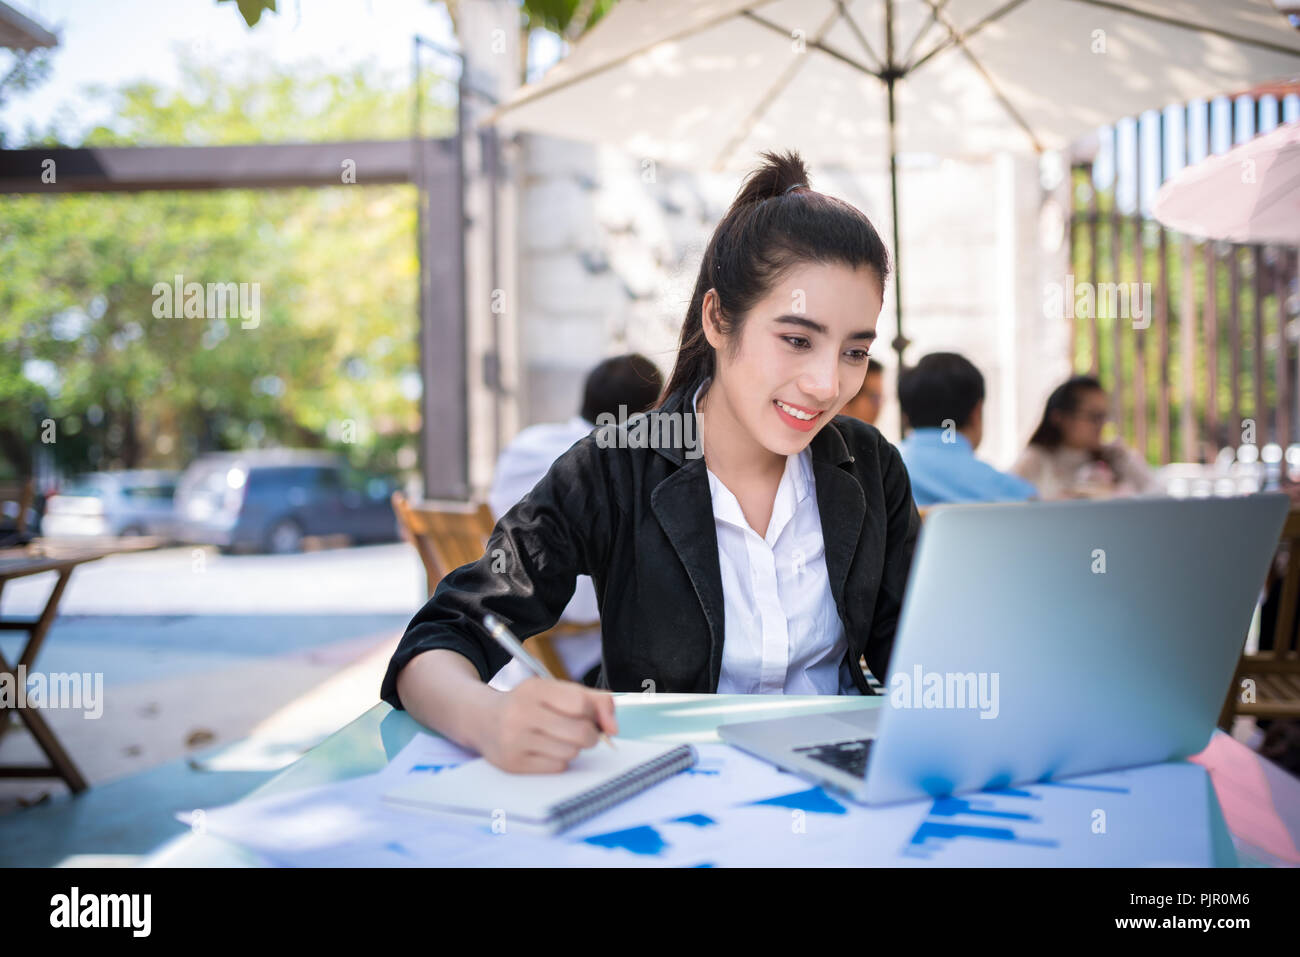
[476,678,619,773]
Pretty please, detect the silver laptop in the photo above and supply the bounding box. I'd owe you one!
[718,494,1290,805]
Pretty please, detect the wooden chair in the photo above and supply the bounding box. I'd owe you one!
[1219,506,1300,730]
[391,492,598,681]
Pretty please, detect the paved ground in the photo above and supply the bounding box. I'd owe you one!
[0,541,426,617]
[0,543,424,864]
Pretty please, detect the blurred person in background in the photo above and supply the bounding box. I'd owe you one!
[1012,375,1155,500]
[840,357,885,426]
[486,353,663,690]
[896,353,1037,507]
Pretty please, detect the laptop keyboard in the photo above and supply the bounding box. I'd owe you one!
[793,738,874,779]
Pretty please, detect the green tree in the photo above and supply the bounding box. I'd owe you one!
[1,54,453,477]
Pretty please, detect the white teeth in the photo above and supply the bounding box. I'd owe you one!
[776,400,816,421]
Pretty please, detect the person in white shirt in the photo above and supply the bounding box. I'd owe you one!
[693,377,862,694]
[485,354,662,690]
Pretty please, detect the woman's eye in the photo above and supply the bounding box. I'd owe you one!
[845,349,871,362]
[782,336,811,350]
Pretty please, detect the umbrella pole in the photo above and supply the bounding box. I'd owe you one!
[883,0,908,431]
[886,71,906,372]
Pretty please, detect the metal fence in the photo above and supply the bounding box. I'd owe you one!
[1069,91,1300,470]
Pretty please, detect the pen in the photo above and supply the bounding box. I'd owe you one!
[481,613,615,749]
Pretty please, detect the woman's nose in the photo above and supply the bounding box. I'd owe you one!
[799,357,839,404]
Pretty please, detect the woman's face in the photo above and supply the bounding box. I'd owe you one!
[1055,388,1109,451]
[703,261,883,458]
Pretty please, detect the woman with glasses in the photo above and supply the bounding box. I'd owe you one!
[1011,375,1155,500]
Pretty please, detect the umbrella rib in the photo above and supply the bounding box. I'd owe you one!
[921,0,1045,152]
[898,0,953,70]
[741,9,882,78]
[834,0,887,74]
[1065,0,1300,58]
[712,5,849,172]
[906,0,1029,74]
[483,0,790,124]
[1255,166,1300,219]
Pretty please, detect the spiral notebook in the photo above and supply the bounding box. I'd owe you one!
[382,738,698,834]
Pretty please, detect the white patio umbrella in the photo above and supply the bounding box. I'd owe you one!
[1153,119,1300,244]
[482,0,1300,364]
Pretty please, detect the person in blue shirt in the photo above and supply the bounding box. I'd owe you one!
[896,352,1037,507]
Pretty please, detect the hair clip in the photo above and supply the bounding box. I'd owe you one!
[783,182,809,195]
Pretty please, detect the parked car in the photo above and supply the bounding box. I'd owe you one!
[174,450,399,553]
[41,470,179,540]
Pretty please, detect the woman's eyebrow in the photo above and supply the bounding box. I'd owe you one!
[774,315,876,341]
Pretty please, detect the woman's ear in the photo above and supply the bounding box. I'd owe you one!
[701,289,724,350]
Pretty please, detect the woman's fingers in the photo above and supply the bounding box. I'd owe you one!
[588,691,619,736]
[536,682,619,742]
[523,726,584,763]
[487,679,621,772]
[531,708,600,750]
[510,750,569,774]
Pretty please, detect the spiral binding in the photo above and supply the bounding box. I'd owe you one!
[547,744,699,833]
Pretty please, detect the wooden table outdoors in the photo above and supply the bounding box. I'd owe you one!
[0,538,162,793]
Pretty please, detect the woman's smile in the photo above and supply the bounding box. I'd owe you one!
[774,398,824,431]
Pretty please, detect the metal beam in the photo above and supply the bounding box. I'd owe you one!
[0,1,58,51]
[417,136,469,500]
[0,139,457,194]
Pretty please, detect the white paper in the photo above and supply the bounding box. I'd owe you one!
[563,761,1216,867]
[179,734,1216,867]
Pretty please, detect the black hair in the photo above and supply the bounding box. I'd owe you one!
[659,149,892,405]
[898,353,985,430]
[1027,375,1106,449]
[581,353,664,424]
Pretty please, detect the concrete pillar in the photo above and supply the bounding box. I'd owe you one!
[458,0,521,497]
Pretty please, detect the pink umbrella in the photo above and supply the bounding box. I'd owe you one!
[1154,119,1300,244]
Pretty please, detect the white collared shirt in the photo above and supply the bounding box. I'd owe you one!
[693,381,859,695]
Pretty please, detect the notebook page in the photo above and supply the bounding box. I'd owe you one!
[382,738,685,824]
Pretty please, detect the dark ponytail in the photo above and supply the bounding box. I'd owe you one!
[658,149,892,406]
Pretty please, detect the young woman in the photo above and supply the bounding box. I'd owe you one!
[381,150,921,773]
[1011,375,1156,500]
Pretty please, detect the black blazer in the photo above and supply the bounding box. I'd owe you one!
[380,385,921,706]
